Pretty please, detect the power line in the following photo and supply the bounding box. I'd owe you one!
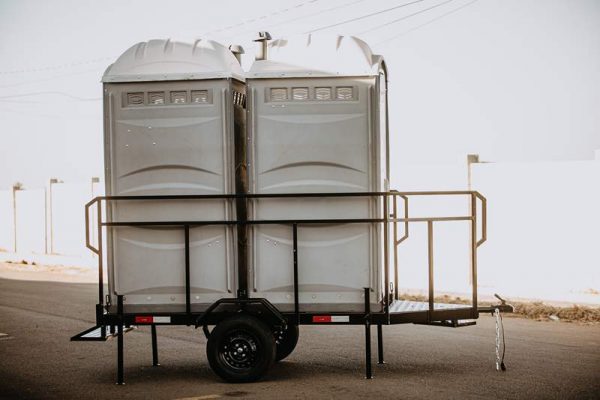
[0,68,102,89]
[0,1,323,76]
[0,57,112,75]
[224,0,370,39]
[198,0,321,37]
[305,0,428,33]
[358,0,456,35]
[374,0,479,46]
[0,91,101,101]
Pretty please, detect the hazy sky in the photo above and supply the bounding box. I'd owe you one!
[1,0,599,188]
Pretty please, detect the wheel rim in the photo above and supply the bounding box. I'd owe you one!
[219,330,260,371]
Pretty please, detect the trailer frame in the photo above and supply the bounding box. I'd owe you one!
[72,190,511,383]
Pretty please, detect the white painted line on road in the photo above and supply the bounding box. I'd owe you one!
[0,332,13,341]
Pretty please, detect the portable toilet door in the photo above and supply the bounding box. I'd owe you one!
[102,39,245,310]
[246,34,389,312]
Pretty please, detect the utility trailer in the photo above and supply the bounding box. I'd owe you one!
[72,34,512,383]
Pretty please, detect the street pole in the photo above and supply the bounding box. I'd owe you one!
[11,183,23,253]
[48,178,62,254]
[467,154,479,191]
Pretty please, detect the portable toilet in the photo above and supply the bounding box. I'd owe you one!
[246,34,389,312]
[102,39,245,310]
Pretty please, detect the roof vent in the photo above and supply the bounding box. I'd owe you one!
[254,31,272,61]
[229,44,245,65]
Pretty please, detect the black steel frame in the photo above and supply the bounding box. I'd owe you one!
[74,190,489,383]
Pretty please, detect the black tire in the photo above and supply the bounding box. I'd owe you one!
[275,324,299,361]
[206,314,276,383]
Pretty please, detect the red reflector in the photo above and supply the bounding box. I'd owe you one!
[312,316,332,323]
[135,316,153,324]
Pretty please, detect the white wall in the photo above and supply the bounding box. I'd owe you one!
[0,161,598,305]
[474,160,600,305]
[391,160,600,305]
[0,190,13,251]
[52,182,94,257]
[15,189,46,254]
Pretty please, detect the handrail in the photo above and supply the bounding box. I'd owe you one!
[85,190,486,323]
[86,190,481,202]
[84,198,100,255]
[475,192,487,247]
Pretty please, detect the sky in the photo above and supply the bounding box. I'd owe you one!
[0,0,599,188]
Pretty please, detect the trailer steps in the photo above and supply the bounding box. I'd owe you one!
[389,300,471,313]
[71,325,135,342]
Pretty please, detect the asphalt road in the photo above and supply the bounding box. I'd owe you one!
[0,278,598,400]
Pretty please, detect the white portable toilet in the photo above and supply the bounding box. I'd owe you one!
[246,34,389,312]
[102,39,245,310]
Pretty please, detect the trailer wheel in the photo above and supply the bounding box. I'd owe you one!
[206,314,276,383]
[275,324,299,361]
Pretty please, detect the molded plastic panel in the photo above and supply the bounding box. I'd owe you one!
[104,80,236,305]
[247,77,385,311]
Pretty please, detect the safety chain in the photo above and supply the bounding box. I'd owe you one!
[494,308,506,371]
[494,308,501,371]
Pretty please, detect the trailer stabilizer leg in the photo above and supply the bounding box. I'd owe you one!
[117,295,125,385]
[377,324,385,364]
[151,324,160,366]
[364,288,373,379]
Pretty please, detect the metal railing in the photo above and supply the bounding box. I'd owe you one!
[85,190,486,322]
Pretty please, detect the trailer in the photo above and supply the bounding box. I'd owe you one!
[72,34,512,384]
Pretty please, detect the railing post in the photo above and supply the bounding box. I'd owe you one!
[377,324,384,364]
[151,324,159,367]
[470,193,478,318]
[364,287,372,379]
[392,194,399,301]
[383,193,389,314]
[97,200,104,307]
[117,294,124,385]
[292,223,299,325]
[427,221,434,319]
[184,225,191,316]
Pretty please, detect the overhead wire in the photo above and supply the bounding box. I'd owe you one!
[0,91,101,101]
[223,0,370,39]
[0,57,112,75]
[0,68,102,89]
[0,1,321,76]
[358,0,456,35]
[305,0,428,33]
[197,0,321,38]
[374,0,479,45]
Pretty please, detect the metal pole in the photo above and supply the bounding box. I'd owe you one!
[49,181,53,254]
[364,287,372,379]
[98,200,103,306]
[377,324,384,364]
[427,221,434,317]
[44,187,48,254]
[11,186,17,253]
[48,178,64,255]
[117,295,124,385]
[292,223,299,325]
[383,194,389,313]
[151,325,159,366]
[392,195,398,301]
[184,225,191,316]
[470,194,478,318]
[467,154,479,191]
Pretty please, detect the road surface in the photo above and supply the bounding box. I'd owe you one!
[0,278,598,399]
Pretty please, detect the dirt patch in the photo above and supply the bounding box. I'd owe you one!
[0,262,97,283]
[398,293,600,323]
